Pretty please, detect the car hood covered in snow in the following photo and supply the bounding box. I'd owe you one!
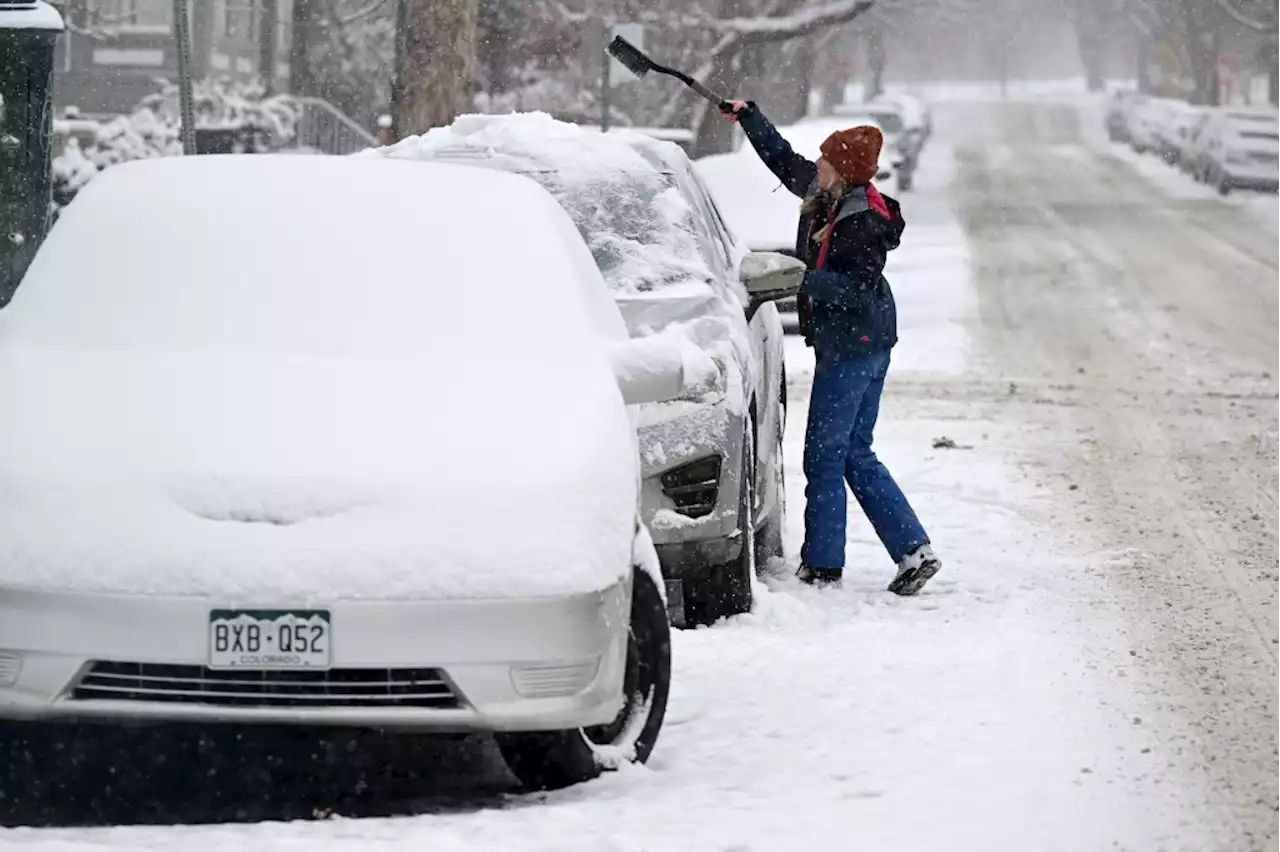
[0,347,637,602]
[0,155,638,601]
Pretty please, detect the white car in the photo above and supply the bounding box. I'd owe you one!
[1152,100,1205,165]
[853,102,919,190]
[1128,98,1178,155]
[1197,108,1279,194]
[368,115,803,627]
[866,93,932,150]
[0,154,736,791]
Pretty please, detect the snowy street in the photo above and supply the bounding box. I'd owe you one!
[4,97,1277,852]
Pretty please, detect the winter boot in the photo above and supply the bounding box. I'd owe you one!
[796,563,843,589]
[888,544,941,596]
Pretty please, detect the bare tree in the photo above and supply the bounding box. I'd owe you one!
[393,0,479,135]
[1210,0,1277,102]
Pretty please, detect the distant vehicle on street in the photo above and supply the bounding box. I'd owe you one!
[0,153,701,791]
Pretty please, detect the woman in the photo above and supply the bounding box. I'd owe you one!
[721,99,941,596]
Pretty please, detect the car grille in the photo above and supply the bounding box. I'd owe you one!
[70,661,459,709]
[660,455,722,518]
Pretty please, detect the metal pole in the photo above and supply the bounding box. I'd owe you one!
[173,0,197,154]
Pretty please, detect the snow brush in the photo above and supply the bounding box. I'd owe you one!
[606,35,731,113]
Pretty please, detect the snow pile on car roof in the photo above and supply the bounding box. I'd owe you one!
[368,112,713,297]
[0,155,638,601]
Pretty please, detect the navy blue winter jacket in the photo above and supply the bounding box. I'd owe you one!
[738,102,904,359]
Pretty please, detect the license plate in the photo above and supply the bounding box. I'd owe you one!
[208,610,331,669]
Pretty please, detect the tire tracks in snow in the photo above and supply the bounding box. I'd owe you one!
[947,100,1278,852]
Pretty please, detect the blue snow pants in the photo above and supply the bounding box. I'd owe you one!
[800,349,930,571]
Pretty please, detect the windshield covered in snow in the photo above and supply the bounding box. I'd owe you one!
[863,110,906,135]
[516,168,710,294]
[374,114,715,296]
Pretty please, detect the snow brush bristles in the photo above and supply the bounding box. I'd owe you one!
[606,35,731,112]
[606,35,654,79]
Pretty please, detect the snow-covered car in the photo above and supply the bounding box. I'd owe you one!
[1175,108,1214,173]
[1197,108,1279,194]
[695,114,898,311]
[1104,89,1146,143]
[1152,100,1204,165]
[865,93,932,151]
[855,101,919,190]
[0,154,697,791]
[1128,98,1178,155]
[368,115,804,627]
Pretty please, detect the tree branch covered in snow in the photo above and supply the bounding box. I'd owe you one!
[1209,0,1271,31]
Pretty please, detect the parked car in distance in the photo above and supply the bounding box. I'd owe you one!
[856,101,919,190]
[868,92,932,150]
[1105,89,1146,143]
[371,115,804,627]
[1196,108,1279,194]
[1175,109,1215,173]
[0,153,700,792]
[1153,101,1205,165]
[1128,98,1178,155]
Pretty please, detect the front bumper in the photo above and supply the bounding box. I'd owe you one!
[637,399,746,575]
[0,582,629,733]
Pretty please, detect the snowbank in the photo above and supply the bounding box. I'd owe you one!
[0,156,638,601]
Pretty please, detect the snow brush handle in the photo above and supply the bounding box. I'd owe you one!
[655,63,730,111]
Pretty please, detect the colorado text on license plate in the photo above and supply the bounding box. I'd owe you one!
[208,610,331,669]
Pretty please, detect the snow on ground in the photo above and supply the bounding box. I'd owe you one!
[3,97,1219,852]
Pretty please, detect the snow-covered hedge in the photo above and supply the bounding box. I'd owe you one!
[51,79,302,216]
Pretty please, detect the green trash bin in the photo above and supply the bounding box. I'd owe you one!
[0,0,64,308]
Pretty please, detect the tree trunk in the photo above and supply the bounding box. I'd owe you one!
[1270,44,1279,105]
[289,0,318,96]
[393,0,479,136]
[867,25,886,100]
[692,0,752,159]
[259,0,278,93]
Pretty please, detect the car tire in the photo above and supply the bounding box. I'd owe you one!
[755,454,785,567]
[1217,174,1231,196]
[496,568,671,792]
[721,417,757,616]
[755,389,786,567]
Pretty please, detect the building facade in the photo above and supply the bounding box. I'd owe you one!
[51,0,293,116]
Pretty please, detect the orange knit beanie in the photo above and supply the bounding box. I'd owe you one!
[819,125,883,185]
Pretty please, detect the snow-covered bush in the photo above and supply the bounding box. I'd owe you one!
[50,79,302,217]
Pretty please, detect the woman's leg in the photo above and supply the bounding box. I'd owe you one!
[843,351,931,564]
[801,355,876,572]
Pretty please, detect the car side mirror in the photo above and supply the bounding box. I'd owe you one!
[611,336,719,406]
[741,251,805,301]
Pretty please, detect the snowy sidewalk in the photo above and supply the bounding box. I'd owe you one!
[5,104,1216,852]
